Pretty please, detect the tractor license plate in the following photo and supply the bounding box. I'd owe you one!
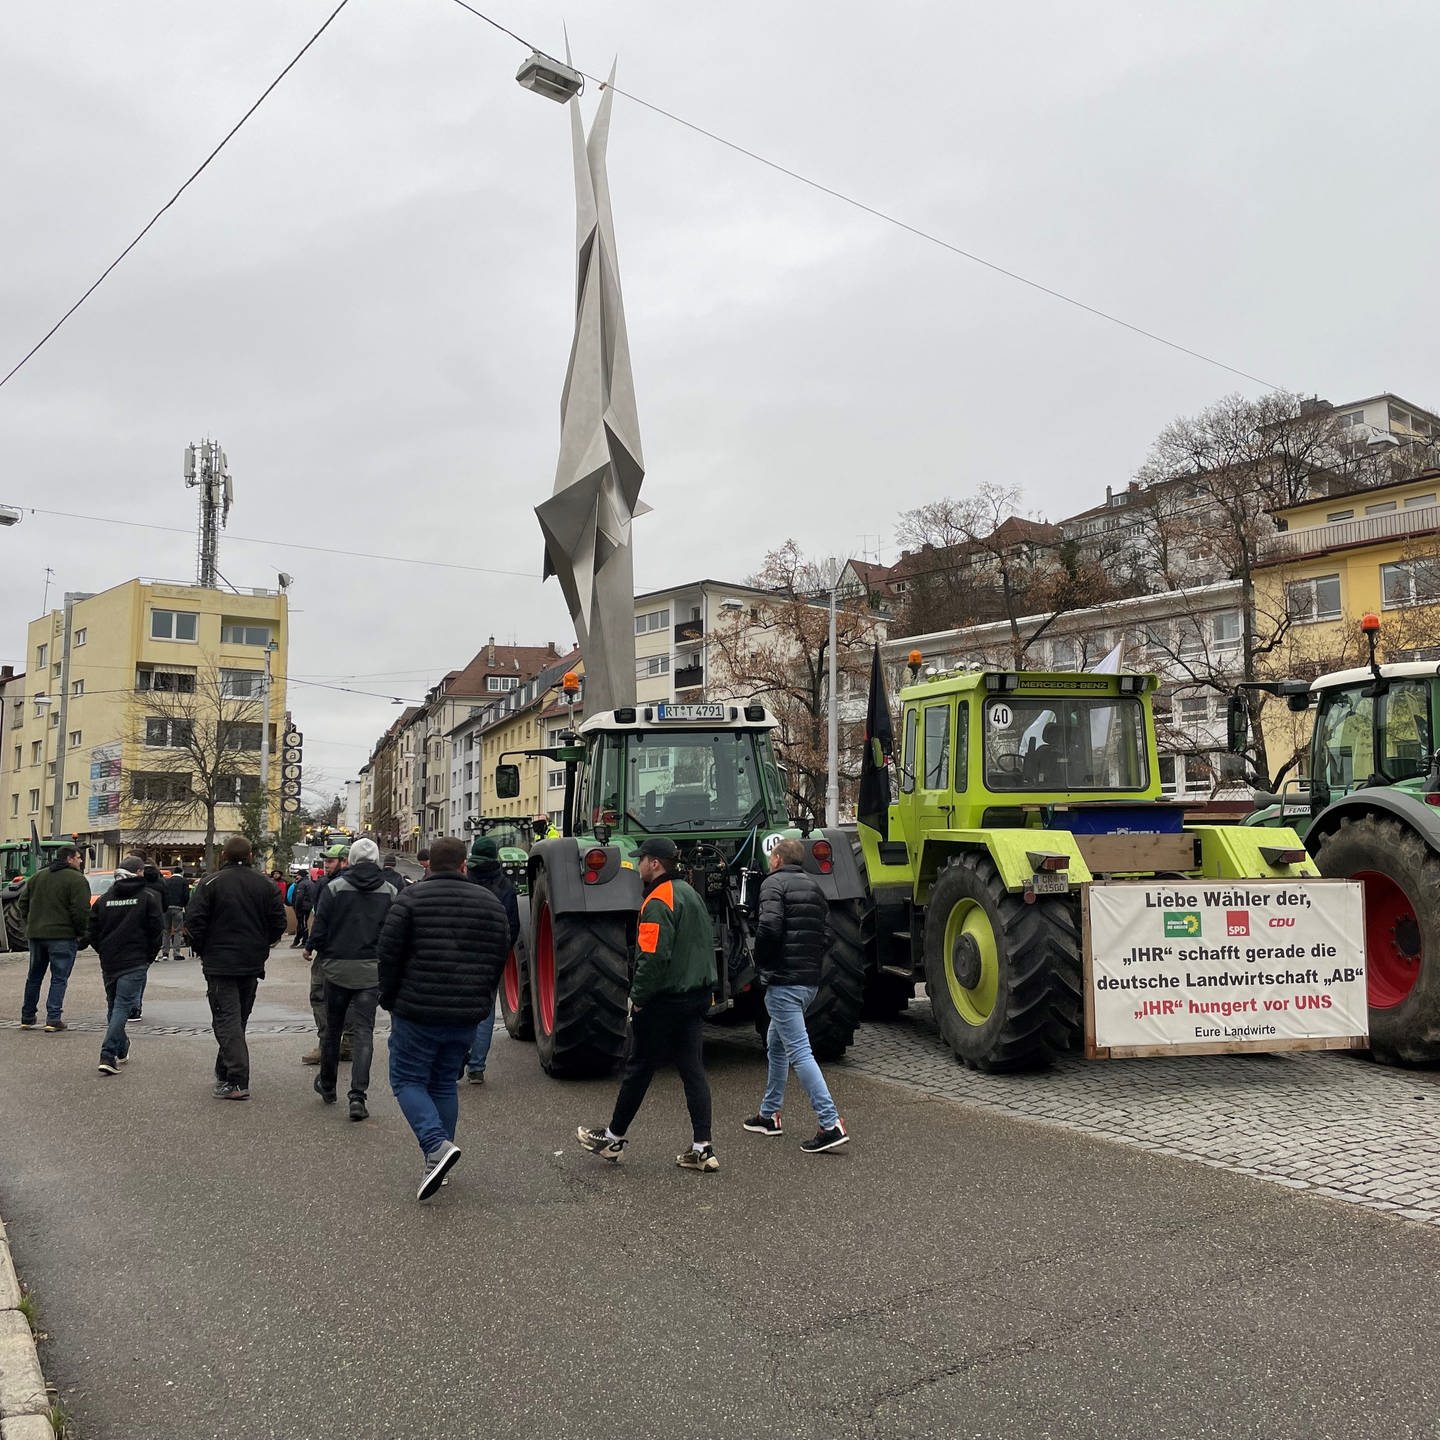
[1030,873,1069,894]
[657,703,725,721]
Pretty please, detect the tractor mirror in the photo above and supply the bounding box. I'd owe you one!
[1226,695,1248,754]
[494,764,520,800]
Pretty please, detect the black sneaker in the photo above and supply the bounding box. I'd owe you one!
[44,1019,67,1033]
[742,1112,782,1136]
[348,1097,368,1121]
[676,1144,720,1173]
[801,1120,850,1154]
[213,1080,250,1100]
[576,1126,626,1162]
[128,1009,142,1022]
[98,1059,120,1076]
[466,1070,486,1086]
[418,1140,461,1200]
[314,1075,337,1105]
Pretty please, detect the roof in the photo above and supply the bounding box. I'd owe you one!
[1311,661,1440,691]
[1271,467,1440,517]
[1329,392,1440,423]
[447,641,565,699]
[633,579,777,605]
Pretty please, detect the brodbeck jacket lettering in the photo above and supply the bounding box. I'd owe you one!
[754,863,829,988]
[90,873,165,977]
[376,873,509,1027]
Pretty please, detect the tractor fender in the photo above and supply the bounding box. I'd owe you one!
[808,827,868,902]
[916,829,1094,902]
[1307,789,1440,855]
[528,837,643,917]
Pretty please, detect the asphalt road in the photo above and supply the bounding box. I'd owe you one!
[2,945,1440,1440]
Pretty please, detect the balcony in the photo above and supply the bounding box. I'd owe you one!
[1264,504,1440,562]
[674,619,703,645]
[674,664,703,691]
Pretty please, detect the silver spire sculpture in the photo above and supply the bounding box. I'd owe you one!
[536,64,647,714]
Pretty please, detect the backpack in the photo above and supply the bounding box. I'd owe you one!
[286,881,296,905]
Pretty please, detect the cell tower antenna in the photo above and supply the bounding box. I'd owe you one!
[185,439,232,588]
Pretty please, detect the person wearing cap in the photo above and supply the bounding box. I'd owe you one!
[300,844,352,1066]
[381,854,411,890]
[90,855,165,1075]
[306,838,400,1120]
[184,835,287,1100]
[531,813,560,843]
[462,834,521,1084]
[577,836,719,1173]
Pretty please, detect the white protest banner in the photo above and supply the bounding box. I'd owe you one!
[1083,879,1368,1059]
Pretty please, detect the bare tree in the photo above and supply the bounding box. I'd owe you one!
[125,663,266,869]
[708,541,879,824]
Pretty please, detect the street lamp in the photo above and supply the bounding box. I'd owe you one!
[516,52,584,102]
[0,505,20,527]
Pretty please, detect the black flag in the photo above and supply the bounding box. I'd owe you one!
[857,644,894,838]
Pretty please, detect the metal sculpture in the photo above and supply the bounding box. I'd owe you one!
[536,64,646,715]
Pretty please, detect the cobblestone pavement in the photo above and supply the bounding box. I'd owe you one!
[829,994,1440,1227]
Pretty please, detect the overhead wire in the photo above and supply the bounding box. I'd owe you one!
[0,0,354,393]
[447,0,1286,392]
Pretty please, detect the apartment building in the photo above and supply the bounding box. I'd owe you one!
[1,578,288,866]
[633,580,779,704]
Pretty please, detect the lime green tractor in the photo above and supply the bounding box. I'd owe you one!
[1231,618,1440,1064]
[857,664,1319,1072]
[496,701,870,1078]
[1,837,80,951]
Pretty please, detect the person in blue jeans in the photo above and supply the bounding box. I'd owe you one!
[90,856,164,1075]
[376,837,510,1201]
[462,835,520,1084]
[16,844,91,1033]
[743,839,850,1153]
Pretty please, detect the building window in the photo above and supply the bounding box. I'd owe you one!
[1325,509,1354,523]
[151,609,199,642]
[10,745,18,770]
[1286,574,1342,623]
[1212,611,1242,650]
[224,723,263,752]
[637,655,670,677]
[136,666,196,694]
[634,608,669,635]
[1177,622,1205,659]
[219,669,262,699]
[220,620,272,646]
[132,772,192,802]
[71,679,84,698]
[8,794,16,818]
[486,676,520,693]
[1382,559,1440,609]
[1403,494,1437,509]
[50,711,59,728]
[1049,638,1077,670]
[45,761,55,778]
[27,788,39,814]
[218,773,261,804]
[1184,754,1213,790]
[30,741,41,765]
[1177,696,1209,722]
[68,730,81,749]
[36,643,47,668]
[1365,501,1397,517]
[547,768,566,789]
[145,716,195,748]
[65,781,79,800]
[73,627,86,647]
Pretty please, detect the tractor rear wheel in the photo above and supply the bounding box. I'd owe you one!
[529,869,629,1079]
[498,904,535,1042]
[923,851,1081,1072]
[1,895,24,953]
[805,900,868,1061]
[1311,813,1440,1065]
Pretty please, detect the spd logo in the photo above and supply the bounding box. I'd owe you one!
[1163,911,1202,939]
[1226,910,1250,937]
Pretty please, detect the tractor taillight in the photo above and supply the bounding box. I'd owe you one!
[583,847,607,884]
[1026,851,1069,873]
[811,839,833,873]
[1426,794,1440,807]
[1260,845,1306,866]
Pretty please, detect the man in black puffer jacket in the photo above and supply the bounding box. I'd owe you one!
[185,835,287,1100]
[743,838,850,1153]
[91,856,165,1075]
[377,835,509,1201]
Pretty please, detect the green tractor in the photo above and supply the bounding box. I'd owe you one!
[857,662,1319,1072]
[1232,616,1440,1064]
[495,701,870,1078]
[463,814,539,1042]
[1,837,80,951]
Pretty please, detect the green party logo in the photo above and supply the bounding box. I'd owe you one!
[1163,911,1202,939]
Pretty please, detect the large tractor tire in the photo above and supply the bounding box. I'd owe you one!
[1,895,24,953]
[529,869,630,1079]
[1311,813,1440,1066]
[805,900,869,1061]
[923,851,1081,1072]
[498,904,535,1042]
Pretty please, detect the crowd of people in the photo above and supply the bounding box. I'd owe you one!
[12,830,850,1200]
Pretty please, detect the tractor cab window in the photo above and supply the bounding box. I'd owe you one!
[621,729,773,831]
[587,734,625,829]
[1316,679,1431,789]
[922,705,950,790]
[899,708,917,794]
[984,695,1148,791]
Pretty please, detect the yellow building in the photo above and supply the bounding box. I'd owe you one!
[1,578,288,867]
[1255,469,1440,772]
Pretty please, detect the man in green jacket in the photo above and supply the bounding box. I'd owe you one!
[577,836,719,1172]
[17,845,91,1032]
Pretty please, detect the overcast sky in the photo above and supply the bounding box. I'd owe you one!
[4,0,1438,800]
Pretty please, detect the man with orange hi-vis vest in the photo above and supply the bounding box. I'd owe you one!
[577,836,719,1172]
